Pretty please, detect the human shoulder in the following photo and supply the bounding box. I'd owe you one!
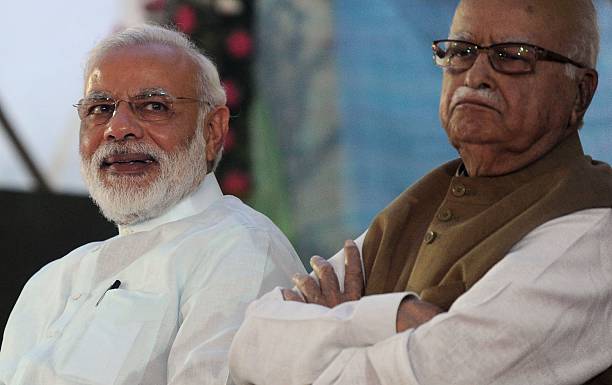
[515,207,612,253]
[215,195,284,228]
[175,196,302,302]
[465,207,612,297]
[182,195,292,243]
[7,239,109,326]
[21,240,108,292]
[171,195,298,269]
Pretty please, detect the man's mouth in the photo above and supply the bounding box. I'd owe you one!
[101,153,158,174]
[452,97,501,114]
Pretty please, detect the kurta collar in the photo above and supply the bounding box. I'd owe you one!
[118,173,223,236]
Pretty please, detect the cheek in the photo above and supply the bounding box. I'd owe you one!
[147,122,196,153]
[439,77,455,126]
[147,129,185,153]
[505,86,548,134]
[79,128,100,159]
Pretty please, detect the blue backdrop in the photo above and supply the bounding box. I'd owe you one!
[334,0,612,234]
[254,1,612,259]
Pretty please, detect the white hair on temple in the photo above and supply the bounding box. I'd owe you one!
[565,0,600,78]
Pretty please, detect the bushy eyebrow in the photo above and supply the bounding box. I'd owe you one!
[447,33,532,45]
[448,32,474,41]
[83,88,172,101]
[133,87,171,98]
[499,36,532,44]
[84,90,113,100]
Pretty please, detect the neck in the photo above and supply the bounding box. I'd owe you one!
[460,129,577,177]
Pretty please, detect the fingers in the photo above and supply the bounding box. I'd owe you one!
[310,256,341,307]
[292,273,323,305]
[289,245,361,308]
[281,288,304,302]
[342,240,364,301]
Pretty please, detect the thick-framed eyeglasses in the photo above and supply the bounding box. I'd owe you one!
[432,39,587,74]
[73,92,209,127]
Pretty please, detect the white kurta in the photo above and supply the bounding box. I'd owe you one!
[0,174,305,385]
[229,208,612,385]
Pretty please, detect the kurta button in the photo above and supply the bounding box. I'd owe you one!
[71,293,82,300]
[437,209,453,221]
[424,230,437,244]
[452,184,466,197]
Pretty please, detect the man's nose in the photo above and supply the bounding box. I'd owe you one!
[463,52,496,90]
[103,101,144,141]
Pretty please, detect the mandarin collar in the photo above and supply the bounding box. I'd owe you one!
[450,132,585,204]
[455,132,585,179]
[118,173,223,236]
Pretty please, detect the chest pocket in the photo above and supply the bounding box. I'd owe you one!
[57,289,168,385]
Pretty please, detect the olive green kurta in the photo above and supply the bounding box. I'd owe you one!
[362,133,612,383]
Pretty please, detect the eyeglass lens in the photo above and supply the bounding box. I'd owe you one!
[434,41,535,74]
[77,95,176,126]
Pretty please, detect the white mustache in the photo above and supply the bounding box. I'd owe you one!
[89,141,163,167]
[450,86,504,112]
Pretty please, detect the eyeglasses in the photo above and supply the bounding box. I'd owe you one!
[73,92,208,126]
[432,39,587,74]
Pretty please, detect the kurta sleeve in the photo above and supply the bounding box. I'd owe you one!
[167,226,304,384]
[229,209,612,385]
[228,231,412,385]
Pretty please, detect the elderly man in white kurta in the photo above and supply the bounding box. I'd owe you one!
[0,25,304,385]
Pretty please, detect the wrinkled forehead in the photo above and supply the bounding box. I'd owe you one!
[450,0,577,50]
[84,44,200,97]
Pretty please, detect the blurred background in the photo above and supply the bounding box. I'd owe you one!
[1,0,611,337]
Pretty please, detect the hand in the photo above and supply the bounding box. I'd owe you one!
[396,297,443,332]
[282,240,364,308]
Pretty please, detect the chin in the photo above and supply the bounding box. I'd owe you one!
[448,119,506,147]
[80,128,208,225]
[99,170,159,189]
[88,175,180,225]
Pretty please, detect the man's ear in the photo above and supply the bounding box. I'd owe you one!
[203,106,230,168]
[570,68,598,127]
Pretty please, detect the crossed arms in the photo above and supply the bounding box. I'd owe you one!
[284,240,442,333]
[229,210,612,385]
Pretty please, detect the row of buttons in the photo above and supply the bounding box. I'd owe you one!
[426,207,455,244]
[424,183,467,244]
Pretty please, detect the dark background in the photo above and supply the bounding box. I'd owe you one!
[0,191,115,343]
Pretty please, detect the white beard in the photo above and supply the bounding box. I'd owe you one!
[80,125,208,226]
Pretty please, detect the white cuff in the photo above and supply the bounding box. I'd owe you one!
[346,292,416,345]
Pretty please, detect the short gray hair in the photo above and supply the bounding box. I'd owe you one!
[85,24,226,171]
[564,0,599,78]
[85,24,226,107]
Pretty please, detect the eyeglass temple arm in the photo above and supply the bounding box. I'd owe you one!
[538,49,586,68]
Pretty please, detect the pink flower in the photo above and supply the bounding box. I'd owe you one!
[222,170,251,197]
[222,79,241,108]
[174,4,197,35]
[226,30,252,59]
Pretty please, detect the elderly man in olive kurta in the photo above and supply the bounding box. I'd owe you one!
[228,1,612,384]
